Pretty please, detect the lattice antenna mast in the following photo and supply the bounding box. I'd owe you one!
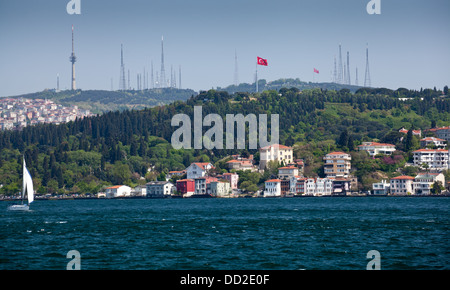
[120,44,126,91]
[160,36,166,88]
[346,51,351,85]
[355,67,359,86]
[338,44,344,84]
[70,25,77,90]
[364,43,371,87]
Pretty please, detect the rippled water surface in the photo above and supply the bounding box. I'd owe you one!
[1,197,448,270]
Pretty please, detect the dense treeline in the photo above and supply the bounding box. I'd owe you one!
[0,87,449,194]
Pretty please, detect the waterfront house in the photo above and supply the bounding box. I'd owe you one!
[413,149,449,171]
[105,185,132,198]
[323,152,351,178]
[358,142,396,157]
[146,181,175,197]
[217,173,239,190]
[372,180,390,195]
[390,176,415,195]
[413,172,445,195]
[194,176,218,195]
[332,178,352,196]
[186,162,215,179]
[264,179,281,197]
[208,181,231,197]
[259,144,293,169]
[176,179,195,196]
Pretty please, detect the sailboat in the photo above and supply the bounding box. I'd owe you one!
[8,157,34,211]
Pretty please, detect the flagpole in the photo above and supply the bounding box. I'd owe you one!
[255,62,258,93]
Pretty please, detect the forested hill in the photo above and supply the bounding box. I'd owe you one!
[0,86,449,195]
[218,78,362,94]
[9,88,197,113]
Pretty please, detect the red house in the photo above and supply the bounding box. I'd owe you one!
[176,179,195,196]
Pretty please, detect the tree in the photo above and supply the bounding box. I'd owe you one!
[338,130,349,148]
[444,85,449,96]
[431,181,444,195]
[404,129,414,152]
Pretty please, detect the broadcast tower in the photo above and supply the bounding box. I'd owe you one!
[70,25,77,90]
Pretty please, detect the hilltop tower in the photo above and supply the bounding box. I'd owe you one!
[70,25,77,90]
[160,36,166,88]
[338,44,344,84]
[364,44,371,87]
[346,51,351,85]
[119,44,126,91]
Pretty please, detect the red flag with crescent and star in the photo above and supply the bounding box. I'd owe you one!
[314,68,319,74]
[257,57,268,66]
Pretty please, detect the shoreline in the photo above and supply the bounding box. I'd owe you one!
[1,193,449,202]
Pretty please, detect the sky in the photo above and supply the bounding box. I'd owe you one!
[0,0,449,97]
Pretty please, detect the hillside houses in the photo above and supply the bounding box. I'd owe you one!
[0,98,92,131]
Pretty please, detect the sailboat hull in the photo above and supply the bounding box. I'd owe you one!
[8,204,30,211]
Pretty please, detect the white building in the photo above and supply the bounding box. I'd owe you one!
[420,137,446,148]
[289,177,333,196]
[413,149,449,171]
[314,178,333,196]
[264,179,281,197]
[146,181,175,197]
[208,181,231,197]
[218,173,239,190]
[372,180,390,195]
[390,176,415,195]
[278,166,299,180]
[413,173,445,195]
[105,185,132,198]
[259,144,293,169]
[433,126,450,142]
[186,162,214,179]
[358,142,396,156]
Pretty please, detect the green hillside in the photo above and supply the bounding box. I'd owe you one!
[0,86,449,195]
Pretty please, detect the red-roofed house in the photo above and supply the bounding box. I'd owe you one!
[278,165,299,179]
[264,179,281,197]
[358,142,396,156]
[390,176,415,195]
[420,137,446,148]
[259,144,293,169]
[433,126,450,142]
[105,185,132,198]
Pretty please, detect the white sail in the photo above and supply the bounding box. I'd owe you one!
[23,159,34,204]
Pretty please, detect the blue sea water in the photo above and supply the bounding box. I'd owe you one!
[0,197,448,270]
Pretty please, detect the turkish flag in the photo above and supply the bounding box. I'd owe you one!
[314,68,319,74]
[257,57,268,66]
